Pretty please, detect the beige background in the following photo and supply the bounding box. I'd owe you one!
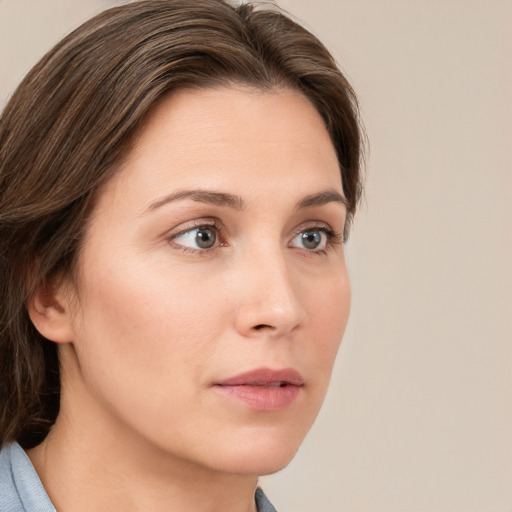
[1,1,510,511]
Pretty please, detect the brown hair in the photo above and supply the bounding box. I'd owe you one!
[0,0,364,449]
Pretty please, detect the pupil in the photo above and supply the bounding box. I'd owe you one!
[302,230,321,249]
[195,227,216,248]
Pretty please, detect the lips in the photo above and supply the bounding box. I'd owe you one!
[214,367,304,411]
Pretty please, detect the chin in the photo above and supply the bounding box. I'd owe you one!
[204,426,308,476]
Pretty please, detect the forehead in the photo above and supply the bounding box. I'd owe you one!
[137,85,330,142]
[98,86,342,213]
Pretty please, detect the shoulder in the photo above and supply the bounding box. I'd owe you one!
[0,442,56,512]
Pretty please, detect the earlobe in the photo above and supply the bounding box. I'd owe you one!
[27,277,75,344]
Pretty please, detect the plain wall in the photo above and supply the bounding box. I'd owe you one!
[1,1,510,511]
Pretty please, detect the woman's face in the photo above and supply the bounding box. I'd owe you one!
[62,86,350,475]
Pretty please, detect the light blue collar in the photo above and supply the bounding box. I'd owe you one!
[0,442,56,512]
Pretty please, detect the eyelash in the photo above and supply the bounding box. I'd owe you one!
[168,219,342,255]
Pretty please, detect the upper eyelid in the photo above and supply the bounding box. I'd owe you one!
[166,212,343,241]
[290,220,334,235]
[168,218,221,238]
[169,219,334,238]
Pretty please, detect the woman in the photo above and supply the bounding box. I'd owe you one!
[0,1,363,510]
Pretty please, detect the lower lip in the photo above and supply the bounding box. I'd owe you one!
[214,384,302,411]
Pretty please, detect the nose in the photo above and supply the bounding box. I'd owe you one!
[232,249,307,339]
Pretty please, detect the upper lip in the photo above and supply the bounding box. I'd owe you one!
[216,367,304,387]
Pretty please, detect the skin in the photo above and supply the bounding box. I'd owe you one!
[28,86,351,512]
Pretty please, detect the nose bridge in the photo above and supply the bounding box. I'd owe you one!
[233,239,307,337]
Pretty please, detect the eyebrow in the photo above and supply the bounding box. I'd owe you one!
[146,189,246,212]
[295,189,348,210]
[145,187,347,213]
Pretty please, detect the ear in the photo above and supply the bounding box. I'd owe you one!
[27,276,75,344]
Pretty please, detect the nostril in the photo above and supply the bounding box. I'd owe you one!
[253,324,272,331]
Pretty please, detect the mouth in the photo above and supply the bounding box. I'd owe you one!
[214,367,304,411]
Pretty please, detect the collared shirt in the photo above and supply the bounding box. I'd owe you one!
[0,443,277,512]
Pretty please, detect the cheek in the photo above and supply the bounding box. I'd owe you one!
[70,254,224,407]
[78,245,219,334]
[302,267,350,378]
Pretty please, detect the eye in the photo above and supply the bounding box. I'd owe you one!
[172,225,218,250]
[290,228,329,251]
